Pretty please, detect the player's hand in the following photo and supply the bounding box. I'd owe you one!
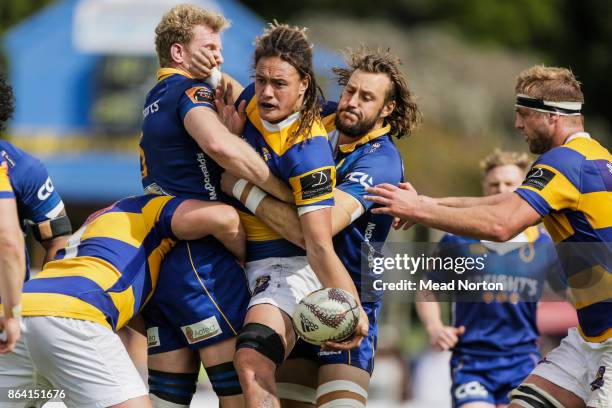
[322,306,369,351]
[427,324,465,352]
[221,172,240,196]
[0,316,21,354]
[189,47,218,79]
[215,82,247,135]
[365,183,418,219]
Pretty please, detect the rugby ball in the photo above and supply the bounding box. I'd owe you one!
[292,288,359,345]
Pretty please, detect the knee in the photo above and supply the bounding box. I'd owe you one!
[235,323,285,367]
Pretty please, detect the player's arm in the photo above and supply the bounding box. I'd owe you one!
[415,296,464,351]
[365,184,541,241]
[0,165,25,353]
[184,107,292,202]
[222,173,360,248]
[435,192,514,208]
[170,199,246,264]
[299,208,369,349]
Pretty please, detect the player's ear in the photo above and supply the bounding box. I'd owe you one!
[298,74,309,97]
[380,99,395,120]
[170,43,185,64]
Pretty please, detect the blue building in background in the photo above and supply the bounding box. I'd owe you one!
[3,0,342,202]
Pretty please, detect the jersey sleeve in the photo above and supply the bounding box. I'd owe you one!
[337,148,403,211]
[178,82,216,121]
[286,137,335,210]
[154,196,188,241]
[0,162,15,199]
[515,147,581,217]
[13,154,65,224]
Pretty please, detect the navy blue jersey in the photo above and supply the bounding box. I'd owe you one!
[322,101,404,302]
[140,68,223,201]
[431,228,564,356]
[0,141,66,278]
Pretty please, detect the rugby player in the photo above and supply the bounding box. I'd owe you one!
[138,6,268,407]
[365,65,611,408]
[213,24,372,408]
[221,48,419,408]
[416,149,564,408]
[0,194,244,407]
[0,73,72,272]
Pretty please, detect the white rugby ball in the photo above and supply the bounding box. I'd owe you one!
[292,288,359,345]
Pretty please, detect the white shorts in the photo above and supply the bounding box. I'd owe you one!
[532,327,612,408]
[246,256,322,317]
[0,316,147,408]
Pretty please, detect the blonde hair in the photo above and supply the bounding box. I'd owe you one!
[155,4,230,67]
[515,64,584,103]
[480,149,532,175]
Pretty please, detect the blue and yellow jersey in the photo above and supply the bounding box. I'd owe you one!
[21,195,184,331]
[515,135,611,342]
[236,84,335,261]
[322,101,404,302]
[0,141,67,278]
[431,228,564,356]
[140,68,223,201]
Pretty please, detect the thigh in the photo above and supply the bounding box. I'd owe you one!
[509,374,585,408]
[246,257,322,319]
[0,331,41,408]
[26,316,148,408]
[148,347,200,373]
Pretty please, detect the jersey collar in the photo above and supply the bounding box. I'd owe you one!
[338,125,391,154]
[156,67,193,82]
[563,131,591,145]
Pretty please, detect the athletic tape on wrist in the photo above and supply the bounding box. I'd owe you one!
[245,186,267,213]
[12,304,21,319]
[232,179,248,200]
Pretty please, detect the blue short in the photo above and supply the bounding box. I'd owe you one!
[451,351,539,407]
[142,238,250,354]
[287,301,380,374]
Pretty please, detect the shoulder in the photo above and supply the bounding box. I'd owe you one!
[237,82,256,106]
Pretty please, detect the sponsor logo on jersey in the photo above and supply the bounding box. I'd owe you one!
[299,168,333,200]
[147,326,161,347]
[143,99,160,117]
[522,167,555,190]
[346,171,374,189]
[261,147,272,162]
[196,152,218,200]
[37,177,55,200]
[186,86,215,105]
[181,316,222,344]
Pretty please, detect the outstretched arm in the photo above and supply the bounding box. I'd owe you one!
[365,184,541,241]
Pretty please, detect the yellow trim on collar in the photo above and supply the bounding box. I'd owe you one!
[156,67,193,82]
[339,125,390,153]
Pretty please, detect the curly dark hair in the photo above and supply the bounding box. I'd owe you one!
[333,48,421,139]
[0,72,14,132]
[253,22,323,139]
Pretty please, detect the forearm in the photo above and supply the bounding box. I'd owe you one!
[306,243,360,302]
[254,196,304,248]
[0,234,25,318]
[415,299,444,335]
[436,192,512,208]
[411,201,513,241]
